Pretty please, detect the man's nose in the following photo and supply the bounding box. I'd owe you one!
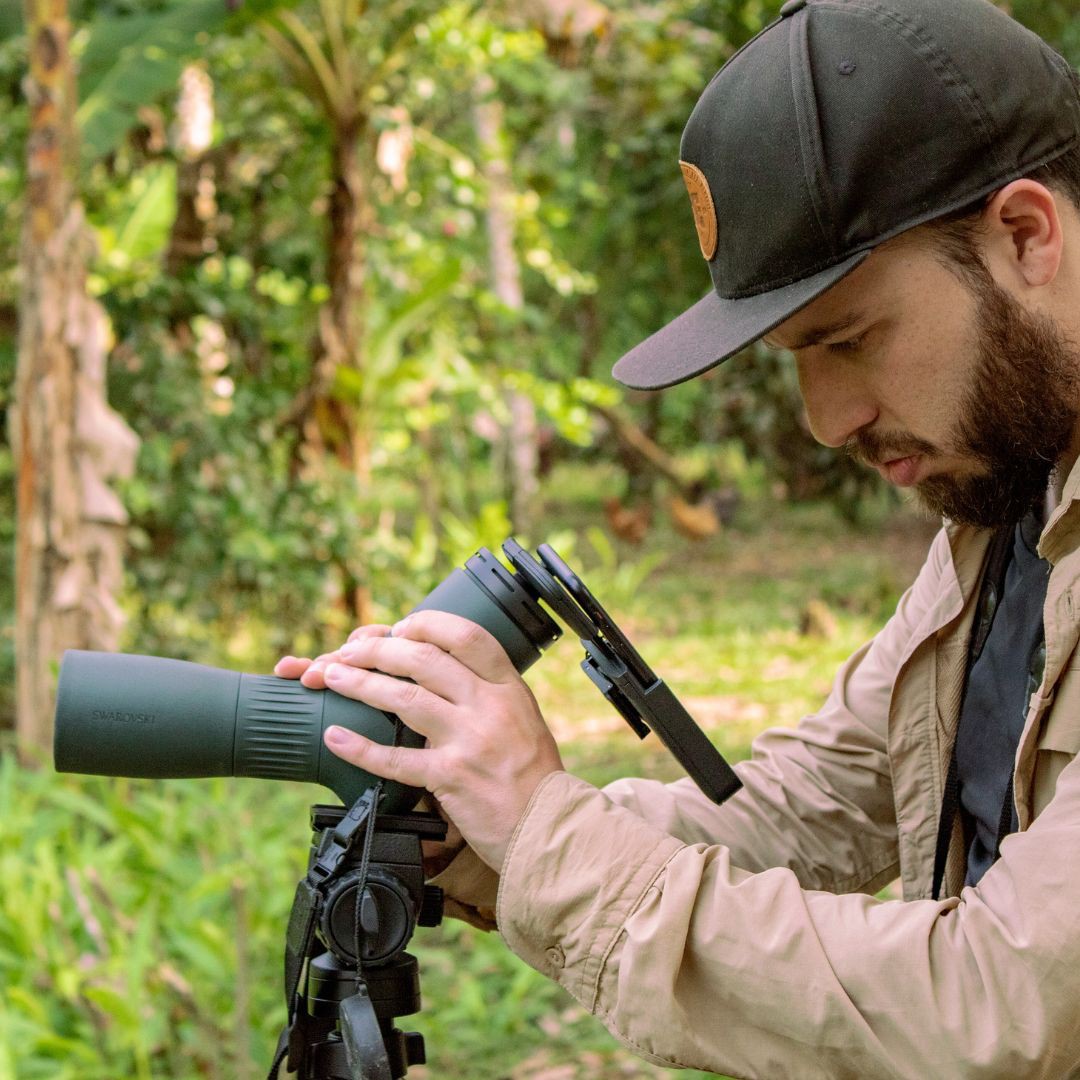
[795,352,879,449]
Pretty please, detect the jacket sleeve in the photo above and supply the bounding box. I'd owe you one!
[495,762,1080,1080]
[490,526,1080,1079]
[598,527,964,892]
[431,527,955,927]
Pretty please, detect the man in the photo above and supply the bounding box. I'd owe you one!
[276,0,1080,1075]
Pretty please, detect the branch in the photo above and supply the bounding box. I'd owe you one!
[584,400,697,499]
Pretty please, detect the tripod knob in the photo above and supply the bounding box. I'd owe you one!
[418,885,443,927]
[404,1031,426,1065]
[321,867,414,966]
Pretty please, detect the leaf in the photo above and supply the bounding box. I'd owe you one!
[367,259,462,380]
[269,9,346,121]
[84,984,142,1029]
[21,1030,101,1065]
[42,786,122,834]
[5,985,49,1024]
[111,163,178,264]
[0,6,22,43]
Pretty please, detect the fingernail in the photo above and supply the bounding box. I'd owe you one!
[324,663,346,684]
[391,616,412,636]
[339,642,359,659]
[325,725,352,747]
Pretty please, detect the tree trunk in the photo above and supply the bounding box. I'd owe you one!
[473,75,540,535]
[281,118,375,623]
[262,7,378,627]
[327,116,373,478]
[279,114,376,624]
[328,116,376,623]
[13,0,139,757]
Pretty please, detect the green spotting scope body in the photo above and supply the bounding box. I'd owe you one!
[54,550,561,810]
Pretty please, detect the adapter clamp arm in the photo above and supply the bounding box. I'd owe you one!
[579,640,742,806]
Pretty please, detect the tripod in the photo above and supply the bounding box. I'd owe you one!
[270,790,447,1079]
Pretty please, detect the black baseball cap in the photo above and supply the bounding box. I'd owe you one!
[612,0,1080,391]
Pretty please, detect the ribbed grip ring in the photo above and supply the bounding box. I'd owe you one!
[233,675,324,781]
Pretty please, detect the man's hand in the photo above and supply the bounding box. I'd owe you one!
[275,628,468,874]
[274,622,393,689]
[274,613,564,873]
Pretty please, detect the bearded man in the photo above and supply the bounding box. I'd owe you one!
[277,1,1080,1074]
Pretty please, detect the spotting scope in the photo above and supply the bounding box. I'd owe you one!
[54,539,741,810]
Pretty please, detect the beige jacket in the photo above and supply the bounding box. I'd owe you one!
[433,466,1080,1079]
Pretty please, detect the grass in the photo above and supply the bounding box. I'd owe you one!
[0,479,938,1079]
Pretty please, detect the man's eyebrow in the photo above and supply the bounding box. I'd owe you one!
[763,312,866,352]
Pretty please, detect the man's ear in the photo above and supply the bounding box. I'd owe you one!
[982,179,1063,289]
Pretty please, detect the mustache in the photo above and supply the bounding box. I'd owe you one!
[843,430,938,468]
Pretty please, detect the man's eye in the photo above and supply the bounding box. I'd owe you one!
[827,334,865,354]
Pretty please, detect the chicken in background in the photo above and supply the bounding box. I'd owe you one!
[668,486,740,542]
[603,496,653,545]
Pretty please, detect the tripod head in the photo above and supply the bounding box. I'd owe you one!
[273,793,447,1080]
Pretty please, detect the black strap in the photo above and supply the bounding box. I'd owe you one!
[989,638,1047,865]
[351,779,383,981]
[267,1029,289,1080]
[993,773,1016,864]
[341,987,393,1080]
[931,525,1014,900]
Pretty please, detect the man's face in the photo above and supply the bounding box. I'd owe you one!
[765,237,1080,527]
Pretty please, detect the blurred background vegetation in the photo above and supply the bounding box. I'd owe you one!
[0,1,1076,1077]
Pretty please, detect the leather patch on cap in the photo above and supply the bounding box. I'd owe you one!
[679,160,717,261]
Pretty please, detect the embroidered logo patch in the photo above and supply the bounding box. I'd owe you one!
[679,160,718,261]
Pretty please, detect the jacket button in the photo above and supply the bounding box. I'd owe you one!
[545,944,565,968]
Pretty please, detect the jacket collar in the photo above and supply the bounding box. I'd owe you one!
[1039,453,1080,566]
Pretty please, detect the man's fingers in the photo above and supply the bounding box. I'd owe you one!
[275,627,392,686]
[323,663,450,735]
[339,635,470,704]
[274,656,312,679]
[390,610,518,684]
[300,650,344,689]
[302,650,352,688]
[324,726,429,788]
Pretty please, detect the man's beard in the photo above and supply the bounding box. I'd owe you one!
[847,277,1080,528]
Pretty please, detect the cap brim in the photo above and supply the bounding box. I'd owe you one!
[612,250,872,390]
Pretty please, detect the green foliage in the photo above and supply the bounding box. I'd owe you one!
[1012,0,1080,65]
[74,0,302,161]
[0,758,311,1079]
[0,9,20,45]
[94,162,178,265]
